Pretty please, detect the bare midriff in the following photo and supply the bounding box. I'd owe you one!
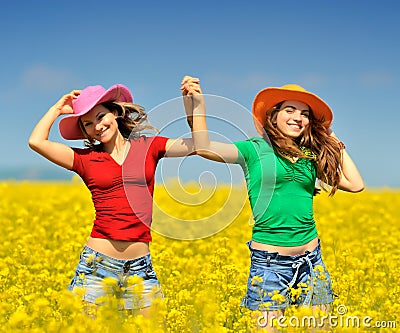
[86,237,150,260]
[251,237,319,256]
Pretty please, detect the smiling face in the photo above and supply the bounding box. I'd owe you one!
[80,104,119,143]
[275,100,311,138]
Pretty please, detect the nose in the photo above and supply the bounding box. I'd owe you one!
[95,120,104,131]
[292,110,302,121]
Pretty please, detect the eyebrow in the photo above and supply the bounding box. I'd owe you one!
[284,105,310,112]
[81,111,103,123]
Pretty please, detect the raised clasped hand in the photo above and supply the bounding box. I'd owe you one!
[180,76,202,96]
[52,90,81,116]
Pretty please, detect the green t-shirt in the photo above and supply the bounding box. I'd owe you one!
[234,137,318,246]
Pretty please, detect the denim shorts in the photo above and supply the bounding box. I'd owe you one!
[241,240,334,311]
[68,246,163,310]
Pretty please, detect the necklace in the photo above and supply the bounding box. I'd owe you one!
[299,146,317,161]
[277,146,317,162]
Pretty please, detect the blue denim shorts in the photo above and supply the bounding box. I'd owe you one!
[241,240,334,311]
[68,246,163,310]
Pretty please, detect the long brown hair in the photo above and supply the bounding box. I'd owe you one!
[264,102,342,195]
[78,101,158,150]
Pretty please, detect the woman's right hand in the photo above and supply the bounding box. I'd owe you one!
[180,76,202,96]
[28,90,80,170]
[181,76,204,109]
[180,76,239,163]
[50,90,80,116]
[180,76,204,125]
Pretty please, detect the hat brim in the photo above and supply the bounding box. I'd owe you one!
[252,87,333,135]
[59,84,133,140]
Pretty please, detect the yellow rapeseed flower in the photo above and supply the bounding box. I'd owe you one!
[1,182,399,332]
[251,275,263,285]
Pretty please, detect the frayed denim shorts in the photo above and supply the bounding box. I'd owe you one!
[241,240,334,311]
[68,246,163,310]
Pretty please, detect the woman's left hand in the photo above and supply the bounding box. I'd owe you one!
[180,76,202,96]
[326,127,334,136]
[326,127,340,141]
[180,76,203,124]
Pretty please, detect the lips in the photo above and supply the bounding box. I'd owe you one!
[97,128,109,138]
[288,123,302,130]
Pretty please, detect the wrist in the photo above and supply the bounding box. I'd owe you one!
[49,106,63,117]
[338,141,346,150]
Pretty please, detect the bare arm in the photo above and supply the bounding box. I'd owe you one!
[328,130,364,192]
[162,81,197,158]
[28,91,80,170]
[165,138,196,157]
[337,148,365,192]
[180,76,239,164]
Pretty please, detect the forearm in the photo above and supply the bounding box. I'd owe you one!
[181,76,210,150]
[181,76,238,163]
[28,107,60,149]
[339,148,364,192]
[165,138,196,157]
[191,98,212,152]
[191,110,236,162]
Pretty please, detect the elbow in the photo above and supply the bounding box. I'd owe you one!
[28,138,37,150]
[194,149,224,162]
[353,185,365,193]
[350,187,364,193]
[195,148,210,158]
[193,143,210,157]
[349,181,365,193]
[28,137,41,152]
[193,147,211,158]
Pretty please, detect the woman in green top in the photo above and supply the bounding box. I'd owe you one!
[181,76,364,328]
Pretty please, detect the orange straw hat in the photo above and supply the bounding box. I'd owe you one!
[252,84,333,135]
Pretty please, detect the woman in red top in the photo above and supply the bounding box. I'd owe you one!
[28,84,194,314]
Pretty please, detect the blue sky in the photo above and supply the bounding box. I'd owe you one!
[1,0,399,187]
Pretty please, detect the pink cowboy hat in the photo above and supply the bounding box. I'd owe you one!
[59,84,133,140]
[252,84,333,135]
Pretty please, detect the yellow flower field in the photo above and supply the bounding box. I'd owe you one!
[0,181,399,332]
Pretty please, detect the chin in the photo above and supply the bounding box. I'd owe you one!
[287,132,302,139]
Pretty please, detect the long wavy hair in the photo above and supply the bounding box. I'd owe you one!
[264,102,342,195]
[78,101,158,150]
